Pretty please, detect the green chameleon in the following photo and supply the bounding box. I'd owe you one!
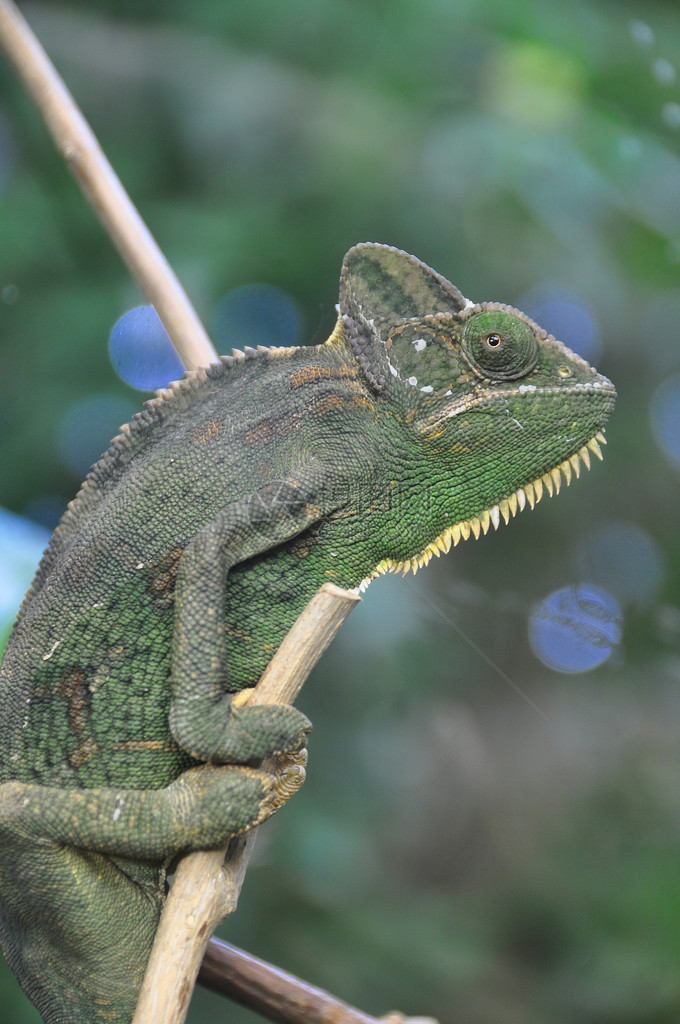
[0,244,615,1023]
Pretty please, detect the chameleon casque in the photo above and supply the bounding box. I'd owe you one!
[0,243,616,1023]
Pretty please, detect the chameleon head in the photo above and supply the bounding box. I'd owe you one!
[339,243,616,571]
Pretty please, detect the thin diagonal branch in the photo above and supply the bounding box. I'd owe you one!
[0,0,217,369]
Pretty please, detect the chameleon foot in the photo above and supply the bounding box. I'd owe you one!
[265,747,308,812]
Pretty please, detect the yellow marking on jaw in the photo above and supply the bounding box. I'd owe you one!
[362,432,607,581]
[423,427,446,441]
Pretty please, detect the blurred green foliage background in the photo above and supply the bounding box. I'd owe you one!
[2,1,680,1022]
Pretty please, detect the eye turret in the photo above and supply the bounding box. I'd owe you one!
[462,311,538,380]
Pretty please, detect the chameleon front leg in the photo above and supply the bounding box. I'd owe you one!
[170,471,332,764]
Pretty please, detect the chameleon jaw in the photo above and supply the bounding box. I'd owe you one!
[356,431,607,591]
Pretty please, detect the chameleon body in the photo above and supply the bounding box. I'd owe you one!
[0,244,615,1023]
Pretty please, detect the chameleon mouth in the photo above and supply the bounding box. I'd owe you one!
[358,430,607,589]
[419,377,616,435]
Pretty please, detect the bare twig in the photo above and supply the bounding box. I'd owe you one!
[200,938,440,1024]
[199,938,379,1024]
[0,0,217,369]
[131,583,361,1024]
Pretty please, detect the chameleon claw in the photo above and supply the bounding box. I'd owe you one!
[268,749,308,809]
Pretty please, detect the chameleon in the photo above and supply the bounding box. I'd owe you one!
[0,243,615,1023]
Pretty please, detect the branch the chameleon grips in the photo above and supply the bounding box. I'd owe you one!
[0,0,217,370]
[131,582,361,1024]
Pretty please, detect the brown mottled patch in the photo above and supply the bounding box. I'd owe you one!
[193,419,220,444]
[289,531,322,559]
[70,739,98,768]
[329,507,357,520]
[109,740,180,753]
[58,668,97,767]
[90,647,124,694]
[332,498,385,520]
[352,394,375,411]
[245,411,300,446]
[147,547,183,605]
[289,365,358,388]
[246,419,279,445]
[223,623,253,642]
[312,394,344,415]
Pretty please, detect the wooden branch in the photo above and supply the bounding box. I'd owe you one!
[199,938,379,1024]
[0,0,217,370]
[131,583,361,1024]
[200,938,439,1024]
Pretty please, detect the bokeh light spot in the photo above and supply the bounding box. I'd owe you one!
[652,58,676,86]
[212,283,302,352]
[485,42,584,129]
[109,305,185,391]
[650,374,680,469]
[56,394,138,480]
[619,136,642,160]
[23,495,67,532]
[662,102,680,129]
[519,287,601,364]
[529,584,622,674]
[629,20,654,46]
[0,508,49,629]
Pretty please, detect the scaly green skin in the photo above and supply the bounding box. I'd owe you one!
[0,244,616,1023]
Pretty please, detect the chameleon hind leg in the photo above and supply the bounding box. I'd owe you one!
[0,838,161,1024]
[0,761,290,1024]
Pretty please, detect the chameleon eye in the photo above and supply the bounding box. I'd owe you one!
[462,311,538,381]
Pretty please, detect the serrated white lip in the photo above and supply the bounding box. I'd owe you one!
[359,430,608,584]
